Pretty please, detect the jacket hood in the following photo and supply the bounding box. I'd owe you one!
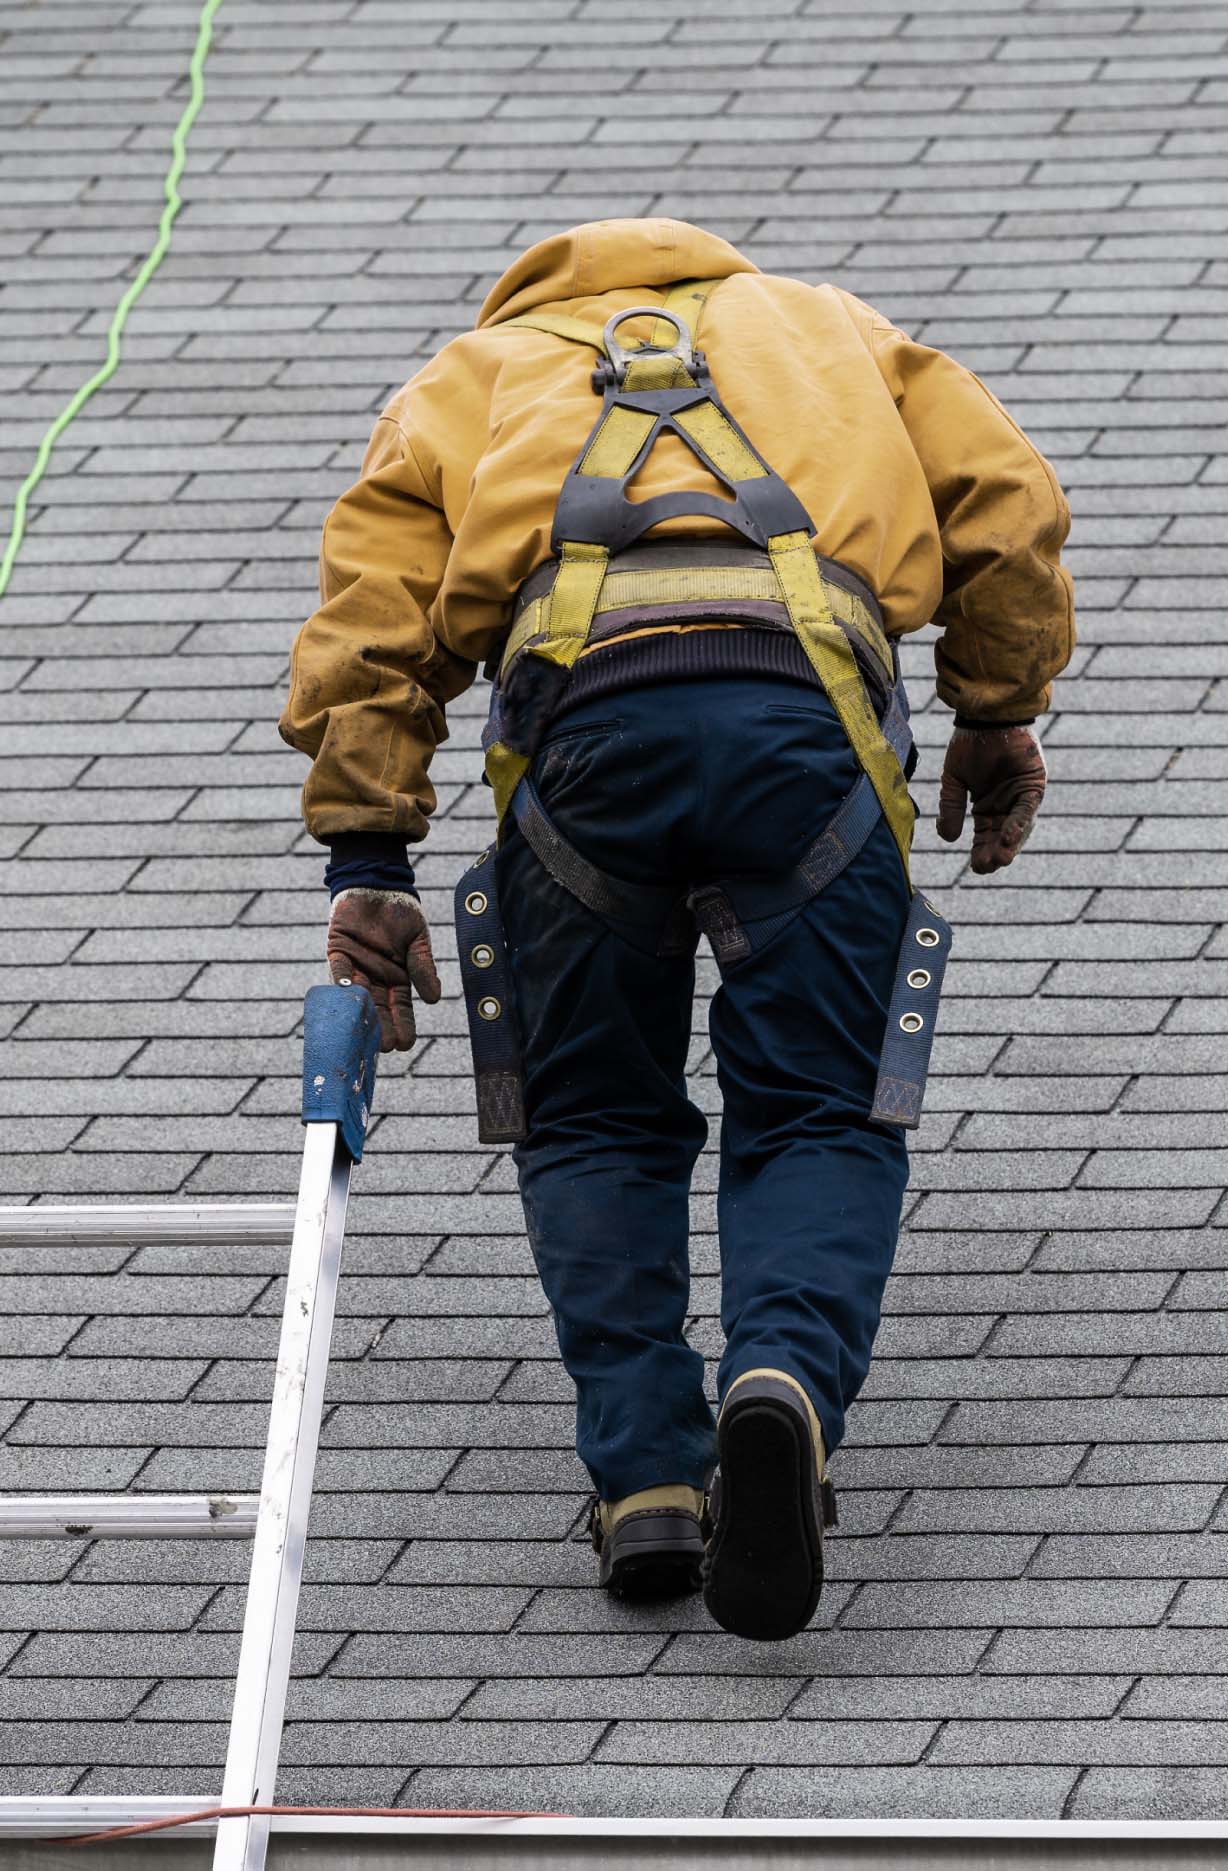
[476,218,759,327]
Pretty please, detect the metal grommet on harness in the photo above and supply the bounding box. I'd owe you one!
[455,854,526,1143]
[871,893,953,1128]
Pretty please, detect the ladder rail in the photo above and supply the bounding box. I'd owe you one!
[0,1494,257,1538]
[212,1120,354,1871]
[0,1203,295,1247]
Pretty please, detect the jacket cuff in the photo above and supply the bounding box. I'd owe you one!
[324,831,417,900]
[953,714,1036,731]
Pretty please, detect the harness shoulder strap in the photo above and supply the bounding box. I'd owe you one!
[769,531,914,880]
[500,310,609,349]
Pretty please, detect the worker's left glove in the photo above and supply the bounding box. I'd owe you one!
[936,722,1047,875]
[326,888,441,1053]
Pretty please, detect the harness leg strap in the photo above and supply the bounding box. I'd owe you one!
[455,848,528,1144]
[871,893,953,1131]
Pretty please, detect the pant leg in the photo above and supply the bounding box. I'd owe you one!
[655,671,913,1459]
[709,807,911,1458]
[497,708,715,1503]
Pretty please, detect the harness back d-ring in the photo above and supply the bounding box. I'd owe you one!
[599,305,696,385]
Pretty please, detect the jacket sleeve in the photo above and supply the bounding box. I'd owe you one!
[278,413,476,844]
[869,314,1075,721]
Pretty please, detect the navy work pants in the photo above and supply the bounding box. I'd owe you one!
[496,672,911,1503]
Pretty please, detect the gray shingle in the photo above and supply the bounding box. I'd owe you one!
[1169,1580,1228,1624]
[789,1675,1130,1720]
[827,1533,1040,1580]
[0,1585,214,1633]
[1071,1769,1228,1820]
[333,1632,668,1678]
[1034,1229,1228,1271]
[142,1675,474,1722]
[932,1720,1228,1766]
[731,1765,1078,1818]
[1034,1535,1228,1579]
[0,1447,152,1490]
[844,1579,1176,1628]
[1080,1441,1228,1486]
[597,1719,940,1765]
[945,1396,1228,1445]
[407,1766,740,1817]
[985,1629,1228,1674]
[993,1313,1228,1356]
[200,1583,534,1634]
[858,1357,1129,1401]
[464,1675,799,1721]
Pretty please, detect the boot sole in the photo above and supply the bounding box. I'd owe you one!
[606,1546,704,1601]
[702,1390,823,1642]
[600,1510,706,1601]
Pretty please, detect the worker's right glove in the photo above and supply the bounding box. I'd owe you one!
[326,887,441,1053]
[936,721,1047,875]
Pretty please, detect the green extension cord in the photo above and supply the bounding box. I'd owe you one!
[0,0,225,600]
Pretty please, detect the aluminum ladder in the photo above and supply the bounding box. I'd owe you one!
[0,983,380,1869]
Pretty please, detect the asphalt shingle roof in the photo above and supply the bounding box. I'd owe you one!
[2,0,1228,1824]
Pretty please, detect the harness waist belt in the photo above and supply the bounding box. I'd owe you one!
[497,540,894,697]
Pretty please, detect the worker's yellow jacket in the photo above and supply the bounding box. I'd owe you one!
[279,218,1074,843]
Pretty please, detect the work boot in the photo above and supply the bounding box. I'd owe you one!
[588,1484,709,1600]
[702,1368,838,1642]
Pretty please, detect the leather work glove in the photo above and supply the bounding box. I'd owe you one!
[936,722,1047,875]
[326,888,441,1053]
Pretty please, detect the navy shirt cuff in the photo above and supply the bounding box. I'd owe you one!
[953,714,1036,731]
[324,832,417,900]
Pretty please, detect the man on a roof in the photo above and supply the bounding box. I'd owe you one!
[281,218,1071,1642]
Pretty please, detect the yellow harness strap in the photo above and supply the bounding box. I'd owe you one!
[500,310,616,349]
[769,531,913,878]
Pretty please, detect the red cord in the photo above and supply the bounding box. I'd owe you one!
[56,1802,569,1845]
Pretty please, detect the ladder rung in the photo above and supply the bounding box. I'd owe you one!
[0,1797,220,1838]
[0,1494,258,1539]
[0,1203,296,1248]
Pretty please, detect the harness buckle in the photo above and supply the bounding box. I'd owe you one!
[686,883,751,967]
[593,349,712,395]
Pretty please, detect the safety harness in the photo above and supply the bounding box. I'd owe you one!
[455,279,952,1145]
